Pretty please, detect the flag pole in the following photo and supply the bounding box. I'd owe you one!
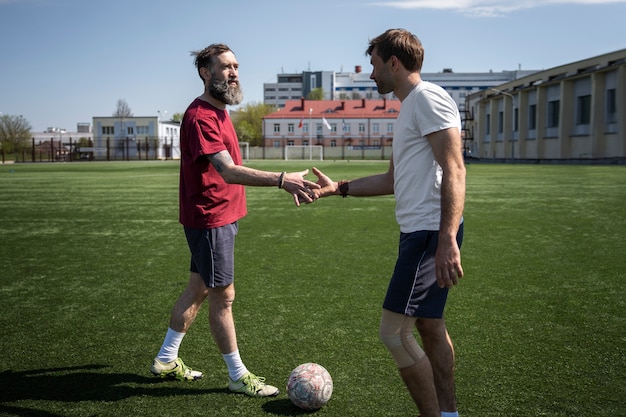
[308,108,313,160]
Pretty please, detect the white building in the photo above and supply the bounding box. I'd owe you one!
[91,116,181,160]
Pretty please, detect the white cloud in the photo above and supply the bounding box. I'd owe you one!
[370,0,626,16]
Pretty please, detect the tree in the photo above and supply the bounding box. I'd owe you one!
[231,102,276,147]
[113,99,133,117]
[307,87,325,100]
[0,114,32,154]
[171,112,183,122]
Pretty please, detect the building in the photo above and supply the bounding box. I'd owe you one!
[91,116,181,160]
[464,49,626,161]
[262,97,401,159]
[264,66,538,111]
[29,125,93,161]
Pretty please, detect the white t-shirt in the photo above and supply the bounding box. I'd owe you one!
[393,81,461,233]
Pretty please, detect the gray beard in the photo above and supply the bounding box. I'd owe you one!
[209,79,244,105]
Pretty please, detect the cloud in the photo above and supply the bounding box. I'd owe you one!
[370,0,626,17]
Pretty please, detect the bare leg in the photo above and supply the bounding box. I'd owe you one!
[398,357,441,417]
[206,282,238,354]
[416,318,457,412]
[169,272,209,332]
[380,309,441,417]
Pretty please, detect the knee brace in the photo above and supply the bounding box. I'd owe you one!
[379,309,425,369]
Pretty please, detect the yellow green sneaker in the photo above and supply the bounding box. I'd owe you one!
[150,357,203,381]
[228,372,279,397]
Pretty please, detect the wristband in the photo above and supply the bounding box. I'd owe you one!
[338,180,349,198]
[278,172,286,189]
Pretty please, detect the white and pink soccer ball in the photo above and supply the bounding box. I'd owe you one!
[287,362,333,410]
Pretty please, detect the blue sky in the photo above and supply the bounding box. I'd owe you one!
[1,0,624,132]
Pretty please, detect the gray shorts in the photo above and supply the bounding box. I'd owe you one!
[383,223,464,318]
[184,222,238,288]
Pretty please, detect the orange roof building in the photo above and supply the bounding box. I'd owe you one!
[262,98,401,148]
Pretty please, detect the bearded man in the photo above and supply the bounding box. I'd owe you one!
[150,43,319,397]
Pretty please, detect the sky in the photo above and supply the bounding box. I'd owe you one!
[0,0,625,133]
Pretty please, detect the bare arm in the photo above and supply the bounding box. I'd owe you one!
[312,158,395,198]
[207,150,320,206]
[427,128,466,288]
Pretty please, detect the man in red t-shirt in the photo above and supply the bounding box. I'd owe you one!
[150,43,319,397]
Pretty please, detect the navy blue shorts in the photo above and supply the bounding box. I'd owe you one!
[184,222,238,288]
[383,223,464,318]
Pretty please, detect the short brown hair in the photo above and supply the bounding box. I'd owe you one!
[191,43,234,80]
[366,29,424,73]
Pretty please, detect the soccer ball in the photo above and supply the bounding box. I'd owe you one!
[287,363,333,410]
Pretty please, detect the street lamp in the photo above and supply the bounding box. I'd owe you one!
[489,88,517,159]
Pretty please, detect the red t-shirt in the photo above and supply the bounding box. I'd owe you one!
[179,98,247,229]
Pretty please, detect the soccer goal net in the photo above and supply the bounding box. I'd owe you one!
[284,145,323,161]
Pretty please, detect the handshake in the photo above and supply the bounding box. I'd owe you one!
[280,167,338,206]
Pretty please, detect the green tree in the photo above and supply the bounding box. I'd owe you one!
[307,87,324,100]
[232,102,276,147]
[0,114,32,154]
[171,112,183,122]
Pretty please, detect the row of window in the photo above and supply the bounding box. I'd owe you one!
[100,126,178,136]
[485,87,617,136]
[271,139,381,148]
[271,122,395,134]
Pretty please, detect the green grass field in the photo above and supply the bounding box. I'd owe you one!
[0,160,624,417]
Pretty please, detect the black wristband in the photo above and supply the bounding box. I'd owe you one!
[339,180,349,198]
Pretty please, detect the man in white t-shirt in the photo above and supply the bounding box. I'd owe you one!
[312,29,466,417]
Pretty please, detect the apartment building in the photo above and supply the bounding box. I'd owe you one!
[465,48,626,161]
[264,66,538,111]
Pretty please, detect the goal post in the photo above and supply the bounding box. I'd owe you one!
[239,142,249,161]
[284,145,323,161]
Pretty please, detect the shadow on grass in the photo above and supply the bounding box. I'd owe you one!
[0,364,228,416]
[262,399,323,416]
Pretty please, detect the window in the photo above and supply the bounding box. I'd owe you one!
[288,124,294,133]
[127,126,134,135]
[577,95,591,125]
[137,126,149,135]
[547,100,560,128]
[528,104,537,130]
[498,111,504,134]
[485,114,490,135]
[514,108,519,132]
[273,124,280,133]
[386,123,393,133]
[330,123,337,132]
[373,123,380,133]
[273,140,281,148]
[316,123,322,134]
[102,126,114,135]
[358,123,365,133]
[606,89,617,124]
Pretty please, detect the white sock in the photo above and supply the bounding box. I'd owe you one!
[223,350,248,381]
[156,328,185,363]
[441,412,459,417]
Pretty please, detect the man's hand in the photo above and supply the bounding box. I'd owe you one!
[310,167,338,198]
[282,169,320,206]
[435,236,464,288]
